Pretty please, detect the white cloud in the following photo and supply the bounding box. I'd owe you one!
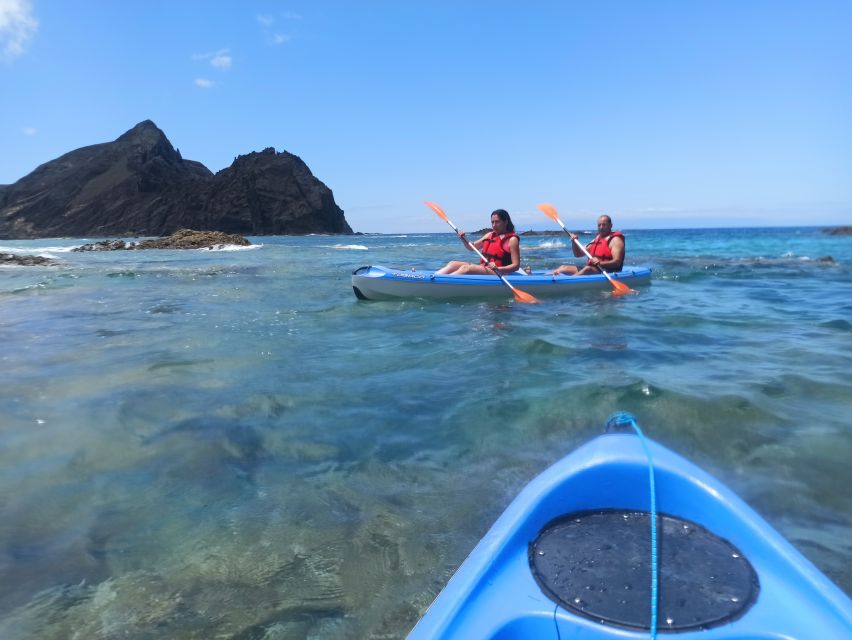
[192,48,231,70]
[258,11,298,46]
[0,0,38,61]
[21,126,36,135]
[257,11,300,25]
[210,51,231,70]
[194,78,215,89]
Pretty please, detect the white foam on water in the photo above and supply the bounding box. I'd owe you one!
[326,244,369,251]
[197,244,262,252]
[0,245,78,255]
[536,240,566,249]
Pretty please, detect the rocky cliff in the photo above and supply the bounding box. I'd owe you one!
[0,121,353,238]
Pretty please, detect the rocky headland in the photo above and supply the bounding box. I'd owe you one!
[0,121,353,239]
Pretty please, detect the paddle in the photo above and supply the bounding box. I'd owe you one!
[536,203,636,296]
[424,201,540,304]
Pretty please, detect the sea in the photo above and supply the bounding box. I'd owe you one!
[1,226,850,639]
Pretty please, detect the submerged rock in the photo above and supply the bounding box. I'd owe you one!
[72,229,251,252]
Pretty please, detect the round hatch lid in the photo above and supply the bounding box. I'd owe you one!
[529,510,759,631]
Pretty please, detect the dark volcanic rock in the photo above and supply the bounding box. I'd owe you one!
[72,229,251,251]
[136,229,251,249]
[0,253,58,266]
[0,121,353,239]
[204,148,350,235]
[823,226,852,236]
[72,240,133,252]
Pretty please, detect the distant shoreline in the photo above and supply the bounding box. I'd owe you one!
[351,224,851,236]
[2,225,849,241]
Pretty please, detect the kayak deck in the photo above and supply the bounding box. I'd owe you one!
[352,265,652,301]
[408,424,852,639]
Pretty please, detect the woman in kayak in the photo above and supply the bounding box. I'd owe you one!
[550,214,625,275]
[436,209,521,275]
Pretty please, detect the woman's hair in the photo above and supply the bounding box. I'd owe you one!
[491,209,515,233]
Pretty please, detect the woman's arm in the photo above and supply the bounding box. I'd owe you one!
[455,230,478,253]
[467,233,490,252]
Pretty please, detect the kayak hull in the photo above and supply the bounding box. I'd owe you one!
[351,265,652,301]
[408,430,852,639]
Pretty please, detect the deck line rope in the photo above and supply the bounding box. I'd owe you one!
[607,411,658,640]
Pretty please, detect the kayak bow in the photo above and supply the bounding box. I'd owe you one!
[408,416,852,639]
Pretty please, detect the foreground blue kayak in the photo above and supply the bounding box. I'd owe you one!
[352,265,652,301]
[408,415,852,639]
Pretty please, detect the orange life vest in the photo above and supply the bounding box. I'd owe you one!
[480,232,518,267]
[586,231,624,267]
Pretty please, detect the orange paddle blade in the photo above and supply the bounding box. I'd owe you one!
[536,203,561,224]
[512,288,540,304]
[610,278,637,296]
[424,201,449,223]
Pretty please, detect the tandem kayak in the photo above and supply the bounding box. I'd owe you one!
[351,265,651,301]
[408,414,852,639]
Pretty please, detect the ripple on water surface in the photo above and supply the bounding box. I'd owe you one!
[0,230,850,638]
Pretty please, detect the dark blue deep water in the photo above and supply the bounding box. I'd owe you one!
[1,227,850,638]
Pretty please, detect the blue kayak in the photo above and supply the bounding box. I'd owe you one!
[352,265,652,301]
[408,415,852,639]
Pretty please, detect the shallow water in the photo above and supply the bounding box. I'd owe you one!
[1,227,850,638]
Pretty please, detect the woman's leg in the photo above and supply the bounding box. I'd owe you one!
[452,263,493,275]
[549,264,579,276]
[436,260,467,274]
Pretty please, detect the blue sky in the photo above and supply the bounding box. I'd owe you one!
[1,1,850,233]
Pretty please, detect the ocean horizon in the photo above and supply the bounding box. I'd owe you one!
[1,225,850,639]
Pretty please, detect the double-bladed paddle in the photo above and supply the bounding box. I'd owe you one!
[425,201,539,304]
[536,203,636,296]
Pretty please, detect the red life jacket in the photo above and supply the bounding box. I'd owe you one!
[479,231,518,267]
[586,231,624,267]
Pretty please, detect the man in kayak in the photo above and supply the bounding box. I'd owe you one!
[550,214,625,275]
[436,209,521,276]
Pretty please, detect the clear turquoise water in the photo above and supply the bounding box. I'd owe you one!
[1,227,850,639]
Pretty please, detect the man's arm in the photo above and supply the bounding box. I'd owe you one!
[599,236,624,271]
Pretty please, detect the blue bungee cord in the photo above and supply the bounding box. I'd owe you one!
[607,412,658,640]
